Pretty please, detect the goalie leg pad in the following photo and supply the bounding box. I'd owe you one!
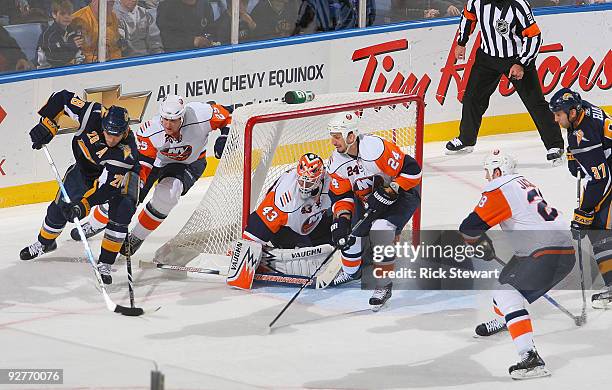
[227,239,263,289]
[262,244,334,276]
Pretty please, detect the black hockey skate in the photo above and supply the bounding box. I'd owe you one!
[70,222,104,241]
[97,262,112,285]
[20,241,57,260]
[369,282,392,312]
[445,138,474,155]
[474,317,507,337]
[591,287,611,309]
[330,268,361,287]
[120,234,144,257]
[546,148,564,167]
[509,349,551,380]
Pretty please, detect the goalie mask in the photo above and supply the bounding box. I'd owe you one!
[296,153,325,199]
[484,149,516,178]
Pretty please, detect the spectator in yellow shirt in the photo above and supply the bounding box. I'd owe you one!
[72,0,123,62]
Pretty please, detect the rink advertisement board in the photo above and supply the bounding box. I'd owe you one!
[0,6,610,206]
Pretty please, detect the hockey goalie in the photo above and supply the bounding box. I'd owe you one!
[227,153,343,290]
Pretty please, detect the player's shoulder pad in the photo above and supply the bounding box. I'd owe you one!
[358,134,385,162]
[137,116,165,144]
[327,151,353,174]
[184,102,213,124]
[137,116,164,137]
[482,174,521,193]
[273,169,302,213]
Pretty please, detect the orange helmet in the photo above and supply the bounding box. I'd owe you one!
[296,153,325,198]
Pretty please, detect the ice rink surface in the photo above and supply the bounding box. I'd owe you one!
[1,131,610,390]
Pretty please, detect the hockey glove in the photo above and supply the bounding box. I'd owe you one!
[61,200,89,221]
[365,186,398,219]
[471,234,496,261]
[29,117,58,149]
[214,126,230,159]
[571,208,593,240]
[566,148,582,178]
[331,217,355,250]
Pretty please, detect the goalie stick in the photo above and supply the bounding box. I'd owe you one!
[139,260,221,275]
[43,146,158,317]
[140,259,339,289]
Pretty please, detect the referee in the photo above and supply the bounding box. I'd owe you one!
[445,0,564,165]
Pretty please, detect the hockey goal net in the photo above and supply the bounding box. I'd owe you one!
[153,92,424,271]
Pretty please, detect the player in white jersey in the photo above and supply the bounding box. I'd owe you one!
[71,95,231,255]
[459,150,575,379]
[228,153,339,290]
[327,112,422,310]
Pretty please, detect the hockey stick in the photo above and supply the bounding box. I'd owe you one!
[493,256,584,326]
[268,211,370,329]
[125,242,136,308]
[140,260,336,288]
[139,260,221,275]
[42,146,149,317]
[575,175,588,324]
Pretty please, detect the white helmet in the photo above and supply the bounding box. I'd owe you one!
[328,112,360,139]
[159,95,186,120]
[484,149,517,177]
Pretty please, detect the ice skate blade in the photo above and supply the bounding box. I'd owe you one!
[511,366,551,380]
[592,300,611,310]
[472,330,508,339]
[444,146,474,155]
[370,301,389,312]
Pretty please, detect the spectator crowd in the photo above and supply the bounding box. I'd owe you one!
[0,0,608,73]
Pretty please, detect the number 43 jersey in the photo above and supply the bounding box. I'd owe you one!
[460,174,569,255]
[243,169,332,244]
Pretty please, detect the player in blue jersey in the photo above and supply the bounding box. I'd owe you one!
[20,90,140,285]
[549,87,612,308]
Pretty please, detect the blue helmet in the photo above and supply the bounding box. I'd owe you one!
[102,106,130,136]
[549,88,582,115]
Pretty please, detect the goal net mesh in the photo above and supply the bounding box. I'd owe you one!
[154,92,423,268]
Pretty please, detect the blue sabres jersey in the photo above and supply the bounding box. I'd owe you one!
[38,90,139,205]
[566,101,612,212]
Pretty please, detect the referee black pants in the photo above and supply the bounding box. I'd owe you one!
[458,49,563,150]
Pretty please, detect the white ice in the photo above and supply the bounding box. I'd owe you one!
[1,131,610,389]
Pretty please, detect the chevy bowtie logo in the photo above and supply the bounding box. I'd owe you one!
[57,85,151,134]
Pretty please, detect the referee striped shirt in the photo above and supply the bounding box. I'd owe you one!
[457,0,543,66]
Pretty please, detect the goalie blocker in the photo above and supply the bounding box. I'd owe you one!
[227,239,341,290]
